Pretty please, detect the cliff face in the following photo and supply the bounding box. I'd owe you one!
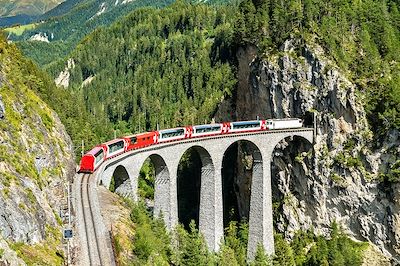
[0,38,75,265]
[219,39,400,261]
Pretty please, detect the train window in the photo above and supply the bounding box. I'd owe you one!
[94,150,104,164]
[232,121,260,129]
[130,137,137,143]
[161,129,184,139]
[108,141,124,154]
[195,125,221,134]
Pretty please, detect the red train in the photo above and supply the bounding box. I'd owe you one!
[78,119,302,173]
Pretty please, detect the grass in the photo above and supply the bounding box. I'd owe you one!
[11,241,64,266]
[4,24,36,36]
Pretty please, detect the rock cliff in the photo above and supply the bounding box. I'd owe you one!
[0,37,75,265]
[216,39,400,262]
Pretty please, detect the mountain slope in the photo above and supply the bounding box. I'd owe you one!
[52,2,237,132]
[9,0,175,66]
[0,0,63,17]
[0,35,74,265]
[38,0,83,20]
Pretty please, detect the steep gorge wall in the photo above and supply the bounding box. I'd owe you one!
[0,39,75,265]
[216,39,400,262]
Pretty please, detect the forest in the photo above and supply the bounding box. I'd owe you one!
[58,2,237,136]
[38,0,400,161]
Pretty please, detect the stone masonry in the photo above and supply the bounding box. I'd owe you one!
[94,129,314,259]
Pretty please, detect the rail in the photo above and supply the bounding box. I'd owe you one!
[80,174,103,265]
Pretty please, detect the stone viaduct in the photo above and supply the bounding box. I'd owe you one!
[94,128,314,259]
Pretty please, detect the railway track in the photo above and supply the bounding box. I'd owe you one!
[80,174,104,266]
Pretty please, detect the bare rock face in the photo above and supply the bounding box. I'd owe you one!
[223,39,400,262]
[0,41,75,264]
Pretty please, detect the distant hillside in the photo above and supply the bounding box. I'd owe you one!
[38,0,83,20]
[0,14,36,27]
[52,2,237,132]
[11,0,175,66]
[0,0,63,17]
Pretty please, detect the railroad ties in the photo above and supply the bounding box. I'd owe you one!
[77,174,116,266]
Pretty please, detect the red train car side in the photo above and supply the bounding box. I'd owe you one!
[124,132,157,151]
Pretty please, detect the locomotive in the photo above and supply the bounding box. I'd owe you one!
[78,118,302,173]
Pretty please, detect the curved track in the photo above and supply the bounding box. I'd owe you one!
[79,174,104,265]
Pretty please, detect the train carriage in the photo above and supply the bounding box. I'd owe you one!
[228,120,266,133]
[79,146,106,173]
[123,132,157,151]
[103,139,126,159]
[192,124,223,137]
[266,118,302,130]
[157,127,190,143]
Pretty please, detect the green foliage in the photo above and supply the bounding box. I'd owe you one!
[138,160,155,200]
[128,200,367,266]
[233,0,400,136]
[10,242,64,266]
[251,244,272,266]
[12,0,176,67]
[282,222,367,266]
[130,201,171,265]
[109,176,116,193]
[221,221,248,265]
[4,23,37,36]
[54,3,236,134]
[333,152,362,169]
[388,160,400,183]
[273,233,295,266]
[172,221,212,266]
[380,159,400,183]
[0,33,114,160]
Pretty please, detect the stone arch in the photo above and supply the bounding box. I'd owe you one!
[110,165,132,197]
[146,154,170,185]
[270,135,313,238]
[221,140,263,227]
[176,145,215,229]
[138,154,171,217]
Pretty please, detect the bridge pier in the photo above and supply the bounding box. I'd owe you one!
[199,163,223,252]
[154,161,178,229]
[247,149,274,260]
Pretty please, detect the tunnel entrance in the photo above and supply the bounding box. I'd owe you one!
[221,140,262,228]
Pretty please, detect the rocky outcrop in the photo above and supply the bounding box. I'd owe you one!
[29,33,50,43]
[218,39,400,262]
[0,38,75,265]
[55,58,75,88]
